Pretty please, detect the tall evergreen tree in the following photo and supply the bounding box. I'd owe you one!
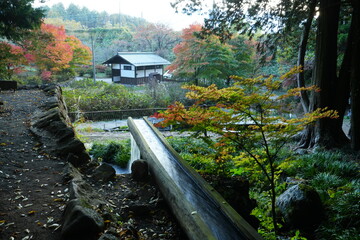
[0,0,44,40]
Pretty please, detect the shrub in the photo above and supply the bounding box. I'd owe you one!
[157,67,338,236]
[95,64,106,73]
[77,65,93,77]
[67,77,99,88]
[89,142,107,160]
[41,70,52,82]
[105,66,112,77]
[21,75,42,85]
[166,136,233,174]
[114,140,131,168]
[89,140,130,168]
[167,136,215,155]
[54,68,76,82]
[102,142,122,163]
[63,78,190,112]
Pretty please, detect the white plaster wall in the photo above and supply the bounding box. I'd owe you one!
[122,70,135,78]
[121,64,135,78]
[137,70,146,78]
[146,69,156,76]
[112,64,120,69]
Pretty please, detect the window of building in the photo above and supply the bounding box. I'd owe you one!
[124,65,132,70]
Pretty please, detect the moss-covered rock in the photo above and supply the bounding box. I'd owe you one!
[276,183,324,232]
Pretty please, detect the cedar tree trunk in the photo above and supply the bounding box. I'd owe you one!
[297,0,317,113]
[337,5,355,139]
[350,1,360,150]
[301,0,348,148]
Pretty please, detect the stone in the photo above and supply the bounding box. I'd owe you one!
[276,184,324,231]
[131,159,149,181]
[32,108,61,129]
[61,199,105,240]
[39,96,58,110]
[93,163,116,182]
[63,163,83,182]
[42,84,58,95]
[66,153,89,168]
[57,137,85,153]
[29,85,90,167]
[46,121,73,138]
[68,172,107,207]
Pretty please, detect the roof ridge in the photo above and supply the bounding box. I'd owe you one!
[117,52,155,55]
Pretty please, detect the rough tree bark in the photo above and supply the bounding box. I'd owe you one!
[300,0,349,148]
[297,0,317,114]
[350,0,360,150]
[337,5,355,138]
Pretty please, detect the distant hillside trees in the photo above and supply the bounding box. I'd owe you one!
[45,3,148,30]
[135,23,181,60]
[43,3,180,64]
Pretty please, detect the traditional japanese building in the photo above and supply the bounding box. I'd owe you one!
[103,52,171,85]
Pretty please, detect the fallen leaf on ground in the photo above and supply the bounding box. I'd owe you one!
[53,198,64,202]
[27,211,36,215]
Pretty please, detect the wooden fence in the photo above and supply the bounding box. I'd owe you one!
[68,108,167,122]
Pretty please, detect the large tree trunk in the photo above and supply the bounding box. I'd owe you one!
[350,1,360,150]
[297,0,317,113]
[301,0,348,148]
[337,9,354,138]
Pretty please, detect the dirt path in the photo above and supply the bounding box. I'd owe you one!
[0,90,65,240]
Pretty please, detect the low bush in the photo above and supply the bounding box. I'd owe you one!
[114,142,131,167]
[167,136,215,155]
[77,65,93,77]
[89,142,107,160]
[89,140,130,168]
[24,76,43,85]
[62,78,189,113]
[167,136,234,175]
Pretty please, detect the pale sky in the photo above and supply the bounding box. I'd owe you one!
[33,0,213,31]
